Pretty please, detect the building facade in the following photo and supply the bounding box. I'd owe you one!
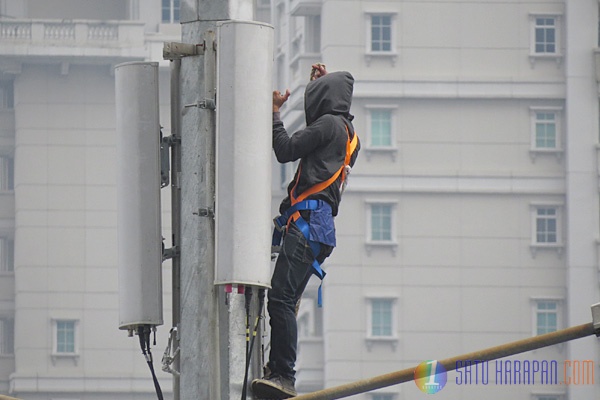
[272,1,600,399]
[0,0,181,399]
[2,0,600,400]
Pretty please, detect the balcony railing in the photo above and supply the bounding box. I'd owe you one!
[0,19,145,59]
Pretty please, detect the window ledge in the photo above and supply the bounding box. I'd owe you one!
[366,241,398,256]
[365,51,398,67]
[365,147,397,161]
[529,53,563,68]
[529,148,563,162]
[365,336,398,351]
[529,243,564,258]
[51,353,79,366]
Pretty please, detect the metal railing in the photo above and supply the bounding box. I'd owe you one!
[0,19,143,46]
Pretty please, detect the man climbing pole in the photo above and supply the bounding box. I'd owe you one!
[251,64,360,399]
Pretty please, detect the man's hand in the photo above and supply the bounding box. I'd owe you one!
[273,89,290,113]
[310,63,327,81]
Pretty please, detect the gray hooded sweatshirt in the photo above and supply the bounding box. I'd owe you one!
[273,71,360,217]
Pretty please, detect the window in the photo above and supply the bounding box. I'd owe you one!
[297,297,322,339]
[0,238,14,273]
[161,0,180,23]
[530,204,563,256]
[366,202,397,255]
[0,81,14,109]
[366,296,398,349]
[370,204,393,242]
[536,207,557,244]
[370,15,392,52]
[365,106,397,160]
[535,112,556,148]
[535,300,559,335]
[529,14,562,64]
[371,394,394,400]
[365,13,397,65]
[305,15,321,53]
[276,3,285,47]
[54,320,77,355]
[371,299,393,337]
[534,17,556,54]
[530,107,562,155]
[0,318,14,355]
[0,157,14,191]
[370,109,392,147]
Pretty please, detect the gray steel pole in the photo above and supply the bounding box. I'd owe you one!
[179,2,257,399]
[169,58,182,400]
[179,26,219,400]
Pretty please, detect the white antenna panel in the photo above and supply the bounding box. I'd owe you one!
[114,61,163,331]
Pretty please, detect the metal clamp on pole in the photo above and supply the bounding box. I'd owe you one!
[591,302,600,336]
[160,134,181,188]
[162,245,179,261]
[184,99,216,110]
[163,42,205,60]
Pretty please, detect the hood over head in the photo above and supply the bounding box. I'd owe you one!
[304,71,354,125]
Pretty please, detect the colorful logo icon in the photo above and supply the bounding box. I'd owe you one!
[414,360,447,394]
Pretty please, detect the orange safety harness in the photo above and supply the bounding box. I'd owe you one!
[286,124,359,225]
[271,123,359,306]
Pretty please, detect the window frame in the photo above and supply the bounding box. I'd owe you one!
[51,319,80,364]
[364,12,398,66]
[161,0,180,24]
[365,295,398,350]
[529,203,563,256]
[0,80,14,109]
[365,105,398,160]
[0,156,14,191]
[0,317,14,356]
[530,298,563,338]
[0,237,14,274]
[529,106,563,159]
[366,200,398,251]
[529,13,563,65]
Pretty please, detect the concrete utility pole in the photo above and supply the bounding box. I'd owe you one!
[177,1,272,400]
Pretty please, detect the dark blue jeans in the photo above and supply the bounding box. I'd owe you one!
[267,220,332,381]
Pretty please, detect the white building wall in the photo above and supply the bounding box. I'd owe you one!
[0,0,180,398]
[10,62,174,399]
[275,0,600,399]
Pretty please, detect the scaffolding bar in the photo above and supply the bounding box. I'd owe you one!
[294,322,596,400]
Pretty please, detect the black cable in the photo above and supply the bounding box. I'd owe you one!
[241,286,253,400]
[138,325,164,400]
[241,288,266,400]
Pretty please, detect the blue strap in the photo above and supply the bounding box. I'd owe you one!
[272,199,321,249]
[294,215,326,307]
[271,200,327,307]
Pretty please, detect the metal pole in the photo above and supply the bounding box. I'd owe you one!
[170,58,182,400]
[294,323,597,400]
[179,2,256,399]
[179,27,219,400]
